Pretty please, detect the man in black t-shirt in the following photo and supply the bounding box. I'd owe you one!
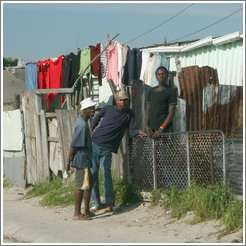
[145,66,177,138]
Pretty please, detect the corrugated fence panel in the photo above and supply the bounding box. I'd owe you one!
[179,66,218,132]
[178,66,243,137]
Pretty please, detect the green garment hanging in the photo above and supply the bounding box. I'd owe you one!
[78,47,93,94]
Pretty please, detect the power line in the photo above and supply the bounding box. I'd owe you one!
[125,3,195,44]
[169,7,243,43]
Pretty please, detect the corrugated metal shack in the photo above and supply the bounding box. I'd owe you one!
[3,32,244,194]
[137,31,243,194]
[140,31,243,137]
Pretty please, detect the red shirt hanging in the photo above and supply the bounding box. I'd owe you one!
[90,43,102,86]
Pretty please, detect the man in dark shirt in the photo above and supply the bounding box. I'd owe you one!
[145,66,177,138]
[89,91,145,212]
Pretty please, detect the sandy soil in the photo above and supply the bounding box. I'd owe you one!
[2,186,243,244]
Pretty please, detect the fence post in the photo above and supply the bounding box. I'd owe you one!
[209,147,215,186]
[152,139,159,204]
[222,131,226,183]
[186,132,191,186]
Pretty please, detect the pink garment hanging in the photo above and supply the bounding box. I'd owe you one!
[106,42,119,87]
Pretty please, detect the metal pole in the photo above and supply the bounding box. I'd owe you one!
[153,139,159,204]
[186,132,191,186]
[209,147,215,186]
[222,131,226,183]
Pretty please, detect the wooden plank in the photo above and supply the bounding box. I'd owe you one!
[56,111,66,170]
[34,93,44,183]
[48,118,63,176]
[66,94,72,109]
[40,110,50,180]
[25,137,37,185]
[56,110,78,170]
[22,92,37,185]
[47,136,60,142]
[107,79,117,99]
[34,113,43,183]
[22,91,36,138]
[34,88,74,94]
[35,94,42,113]
[45,112,57,118]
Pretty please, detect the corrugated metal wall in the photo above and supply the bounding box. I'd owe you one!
[168,40,243,86]
[178,66,243,137]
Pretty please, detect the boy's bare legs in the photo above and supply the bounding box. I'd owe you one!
[74,189,83,218]
[84,189,95,217]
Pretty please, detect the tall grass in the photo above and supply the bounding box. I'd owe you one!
[25,174,76,207]
[3,176,13,188]
[156,181,243,235]
[98,169,140,205]
[114,178,140,205]
[25,171,140,207]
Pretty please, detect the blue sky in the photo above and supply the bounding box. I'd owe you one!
[2,1,244,61]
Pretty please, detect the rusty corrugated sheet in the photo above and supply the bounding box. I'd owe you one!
[179,66,218,132]
[178,66,243,137]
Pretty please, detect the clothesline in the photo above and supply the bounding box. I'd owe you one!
[25,34,172,109]
[72,33,119,91]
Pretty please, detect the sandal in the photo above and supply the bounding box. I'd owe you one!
[72,214,92,220]
[83,211,95,217]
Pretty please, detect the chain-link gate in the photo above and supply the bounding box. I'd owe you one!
[129,130,225,191]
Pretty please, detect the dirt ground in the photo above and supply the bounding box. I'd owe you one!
[2,186,244,244]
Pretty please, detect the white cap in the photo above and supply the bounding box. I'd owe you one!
[80,97,97,110]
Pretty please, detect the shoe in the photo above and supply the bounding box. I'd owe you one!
[108,205,120,212]
[111,205,121,211]
[108,205,113,211]
[90,205,99,213]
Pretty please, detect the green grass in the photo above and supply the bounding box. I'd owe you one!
[23,174,243,237]
[114,178,140,205]
[3,176,13,188]
[220,199,243,237]
[25,174,76,207]
[25,171,140,207]
[150,188,164,207]
[154,181,243,236]
[98,169,140,205]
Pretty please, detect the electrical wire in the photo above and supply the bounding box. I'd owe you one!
[125,3,195,44]
[169,7,243,43]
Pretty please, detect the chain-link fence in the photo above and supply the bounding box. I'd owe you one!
[129,130,225,192]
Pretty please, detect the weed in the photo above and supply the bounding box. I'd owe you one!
[221,199,243,235]
[114,178,140,205]
[160,181,243,234]
[150,188,163,206]
[25,171,139,207]
[25,174,76,207]
[98,169,140,205]
[25,174,62,198]
[3,176,13,188]
[40,180,76,207]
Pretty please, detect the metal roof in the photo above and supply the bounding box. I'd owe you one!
[141,32,244,86]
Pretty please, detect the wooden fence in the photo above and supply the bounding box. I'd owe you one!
[22,90,78,185]
[21,79,127,185]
